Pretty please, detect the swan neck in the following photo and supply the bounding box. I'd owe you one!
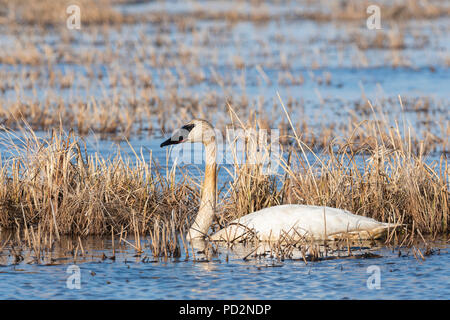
[188,141,217,240]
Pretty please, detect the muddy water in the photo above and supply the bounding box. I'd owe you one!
[0,237,448,299]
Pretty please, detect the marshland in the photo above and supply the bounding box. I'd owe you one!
[0,0,448,299]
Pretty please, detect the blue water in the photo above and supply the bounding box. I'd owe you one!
[0,239,448,299]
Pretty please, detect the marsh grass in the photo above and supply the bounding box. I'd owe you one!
[1,0,448,28]
[217,98,448,239]
[0,0,128,27]
[0,123,198,238]
[0,1,447,146]
[0,102,447,259]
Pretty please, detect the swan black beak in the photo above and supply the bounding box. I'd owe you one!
[160,136,183,148]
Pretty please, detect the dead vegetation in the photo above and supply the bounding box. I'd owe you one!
[0,103,447,241]
[0,1,447,146]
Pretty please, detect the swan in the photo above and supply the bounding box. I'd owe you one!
[161,119,397,242]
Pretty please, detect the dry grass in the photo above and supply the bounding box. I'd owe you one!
[2,0,447,28]
[217,101,448,238]
[0,1,447,143]
[0,124,198,237]
[304,0,449,21]
[0,0,128,27]
[0,104,447,244]
[0,90,447,155]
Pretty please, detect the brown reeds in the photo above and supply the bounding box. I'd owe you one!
[218,100,448,239]
[0,0,129,27]
[0,124,198,238]
[0,102,447,244]
[0,1,447,139]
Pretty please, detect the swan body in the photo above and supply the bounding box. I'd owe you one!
[161,119,397,242]
[210,204,392,241]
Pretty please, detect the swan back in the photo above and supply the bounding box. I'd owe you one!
[211,205,391,241]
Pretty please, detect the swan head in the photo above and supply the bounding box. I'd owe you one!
[160,119,215,147]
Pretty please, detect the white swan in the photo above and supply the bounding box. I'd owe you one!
[161,119,396,242]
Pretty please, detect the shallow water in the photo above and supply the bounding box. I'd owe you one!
[0,237,448,299]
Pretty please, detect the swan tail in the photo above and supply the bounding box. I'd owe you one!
[367,222,407,239]
[328,223,406,240]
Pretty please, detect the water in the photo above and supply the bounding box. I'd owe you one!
[0,238,448,299]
